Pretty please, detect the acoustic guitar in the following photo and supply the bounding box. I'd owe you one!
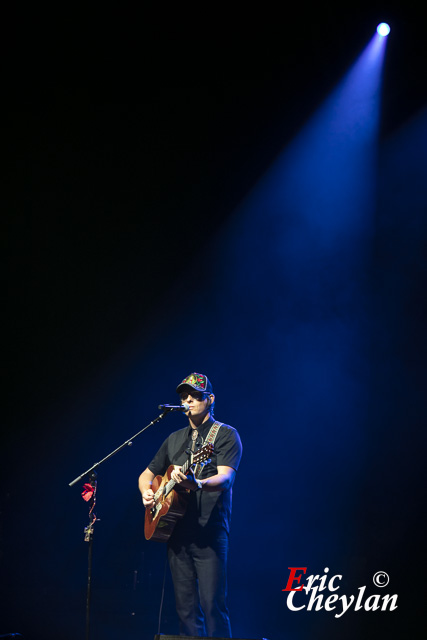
[144,443,213,542]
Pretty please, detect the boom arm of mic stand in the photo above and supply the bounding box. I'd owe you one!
[68,410,169,487]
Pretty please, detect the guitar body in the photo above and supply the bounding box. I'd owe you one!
[144,465,188,542]
[144,443,213,543]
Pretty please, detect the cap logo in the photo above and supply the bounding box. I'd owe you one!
[181,373,207,391]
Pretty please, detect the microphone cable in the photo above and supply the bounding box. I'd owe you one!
[157,552,169,636]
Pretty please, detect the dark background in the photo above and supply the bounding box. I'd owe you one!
[3,3,426,639]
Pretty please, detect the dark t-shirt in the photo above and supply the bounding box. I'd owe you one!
[148,417,242,537]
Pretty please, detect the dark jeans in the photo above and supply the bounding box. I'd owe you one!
[167,528,231,637]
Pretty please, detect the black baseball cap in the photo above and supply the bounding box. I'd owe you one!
[176,372,213,395]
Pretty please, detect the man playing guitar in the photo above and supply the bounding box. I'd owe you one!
[138,372,243,637]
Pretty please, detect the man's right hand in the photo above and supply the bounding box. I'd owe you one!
[142,488,154,507]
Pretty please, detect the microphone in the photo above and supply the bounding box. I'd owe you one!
[158,403,190,412]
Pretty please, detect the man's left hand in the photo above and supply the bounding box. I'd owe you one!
[171,466,199,491]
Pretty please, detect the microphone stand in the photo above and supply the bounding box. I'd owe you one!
[69,408,173,640]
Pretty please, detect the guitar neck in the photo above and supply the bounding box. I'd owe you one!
[163,456,194,497]
[181,457,192,475]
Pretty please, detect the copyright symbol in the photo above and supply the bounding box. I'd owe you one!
[373,571,389,588]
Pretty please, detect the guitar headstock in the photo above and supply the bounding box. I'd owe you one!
[192,442,214,464]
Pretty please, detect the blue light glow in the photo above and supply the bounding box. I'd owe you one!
[377,23,391,36]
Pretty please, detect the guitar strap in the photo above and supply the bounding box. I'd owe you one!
[194,420,223,478]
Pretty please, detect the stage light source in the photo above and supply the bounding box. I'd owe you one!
[377,23,390,36]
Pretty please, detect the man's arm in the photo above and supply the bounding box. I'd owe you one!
[138,467,155,506]
[171,465,236,492]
